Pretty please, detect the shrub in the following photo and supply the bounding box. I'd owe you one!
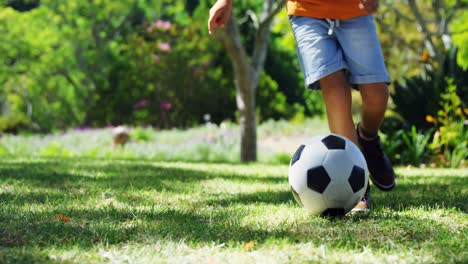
[391,47,468,131]
[428,81,468,168]
[401,126,433,166]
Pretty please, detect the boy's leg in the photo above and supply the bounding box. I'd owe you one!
[333,15,395,191]
[359,83,389,135]
[358,83,395,191]
[320,71,357,145]
[321,71,370,213]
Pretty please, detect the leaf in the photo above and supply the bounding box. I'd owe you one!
[55,213,71,222]
[242,240,255,250]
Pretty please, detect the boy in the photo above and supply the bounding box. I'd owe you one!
[208,0,395,212]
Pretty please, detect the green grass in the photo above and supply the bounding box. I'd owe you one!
[0,157,466,263]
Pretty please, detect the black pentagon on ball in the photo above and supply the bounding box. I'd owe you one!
[348,165,366,193]
[307,166,331,193]
[321,135,346,150]
[290,144,305,166]
[290,186,303,207]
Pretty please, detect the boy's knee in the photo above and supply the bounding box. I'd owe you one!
[360,83,389,106]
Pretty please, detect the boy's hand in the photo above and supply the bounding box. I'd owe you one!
[358,0,379,14]
[208,0,232,34]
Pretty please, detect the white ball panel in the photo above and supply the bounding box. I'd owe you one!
[288,164,308,194]
[300,141,329,167]
[345,140,368,170]
[322,181,354,209]
[299,190,327,215]
[322,150,354,183]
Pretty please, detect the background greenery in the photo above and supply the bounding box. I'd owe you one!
[0,0,467,167]
[0,2,467,263]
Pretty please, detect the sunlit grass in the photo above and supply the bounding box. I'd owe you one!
[0,157,466,263]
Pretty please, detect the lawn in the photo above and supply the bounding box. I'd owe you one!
[0,157,466,263]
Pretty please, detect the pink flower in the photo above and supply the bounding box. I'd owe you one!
[155,20,171,30]
[134,99,150,109]
[158,43,171,52]
[160,101,172,111]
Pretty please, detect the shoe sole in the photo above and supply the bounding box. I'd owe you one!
[350,208,370,214]
[369,174,395,191]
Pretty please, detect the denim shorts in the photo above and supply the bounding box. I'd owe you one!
[289,15,391,90]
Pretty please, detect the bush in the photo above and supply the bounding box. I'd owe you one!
[428,82,468,168]
[391,48,468,132]
[386,48,468,168]
[383,78,467,168]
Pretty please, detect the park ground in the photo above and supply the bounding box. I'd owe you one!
[0,119,467,263]
[0,156,466,263]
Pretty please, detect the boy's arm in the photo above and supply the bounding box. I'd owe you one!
[208,0,233,34]
[359,0,379,14]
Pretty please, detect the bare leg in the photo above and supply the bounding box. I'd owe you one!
[358,83,389,138]
[320,71,357,145]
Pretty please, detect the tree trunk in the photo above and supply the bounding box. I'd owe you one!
[237,79,257,162]
[217,14,258,162]
[213,0,285,162]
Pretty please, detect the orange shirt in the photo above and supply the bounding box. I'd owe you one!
[287,0,368,20]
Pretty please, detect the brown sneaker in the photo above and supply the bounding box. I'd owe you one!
[351,185,370,213]
[357,124,395,191]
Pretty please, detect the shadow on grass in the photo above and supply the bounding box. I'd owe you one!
[0,157,285,192]
[0,202,464,256]
[0,157,466,260]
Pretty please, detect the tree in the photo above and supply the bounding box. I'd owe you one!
[213,0,286,162]
[451,9,468,69]
[376,0,468,78]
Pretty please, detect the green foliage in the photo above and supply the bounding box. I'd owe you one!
[0,1,238,131]
[0,6,83,132]
[111,16,236,127]
[387,73,467,167]
[391,48,468,131]
[38,142,75,157]
[391,70,443,130]
[380,129,405,165]
[130,127,155,142]
[271,152,291,165]
[378,1,468,81]
[401,126,433,166]
[1,0,465,133]
[428,81,468,167]
[452,11,468,69]
[0,0,324,133]
[256,72,288,120]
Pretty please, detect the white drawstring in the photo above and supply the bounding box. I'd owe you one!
[326,19,340,35]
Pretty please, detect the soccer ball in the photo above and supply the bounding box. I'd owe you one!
[289,134,369,217]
